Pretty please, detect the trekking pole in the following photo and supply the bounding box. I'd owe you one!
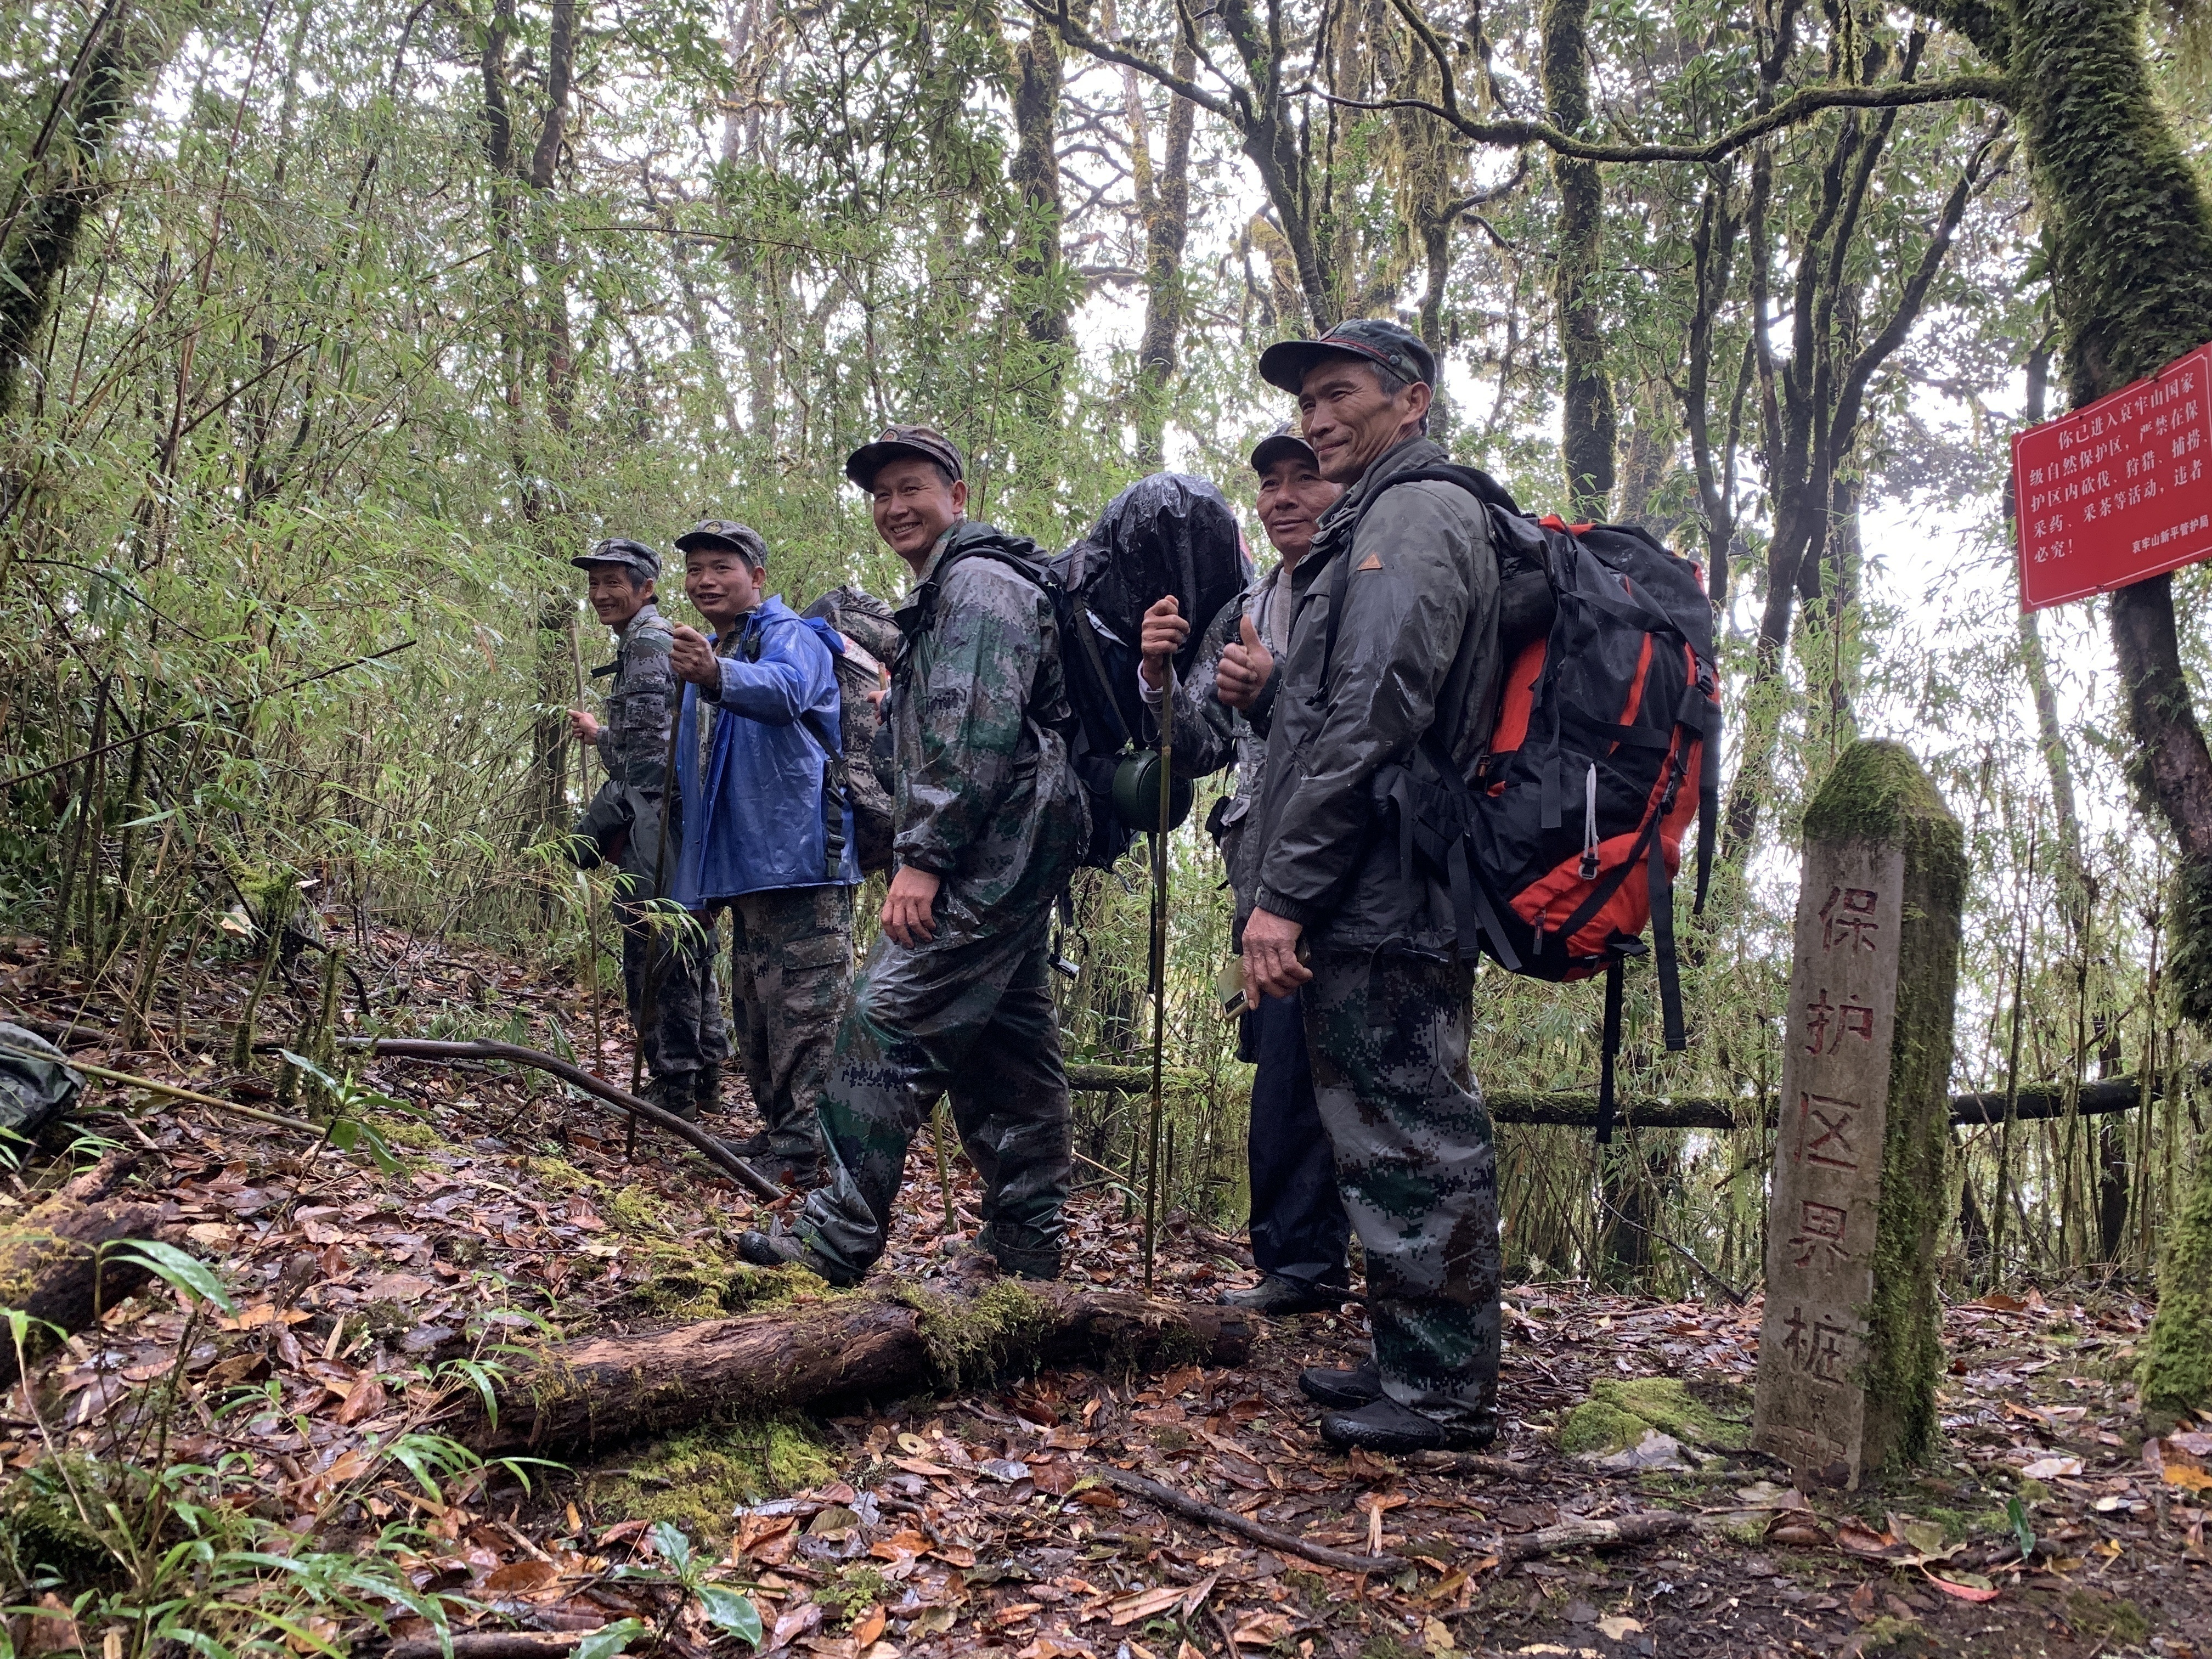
[570,614,606,1078]
[1143,665,1175,1296]
[629,685,687,1161]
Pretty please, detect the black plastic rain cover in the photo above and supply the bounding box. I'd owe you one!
[1048,473,1254,679]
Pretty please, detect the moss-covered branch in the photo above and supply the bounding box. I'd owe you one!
[1308,74,2012,166]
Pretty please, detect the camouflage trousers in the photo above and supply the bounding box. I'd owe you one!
[795,908,1072,1281]
[615,896,728,1088]
[1304,948,1500,1432]
[717,884,854,1158]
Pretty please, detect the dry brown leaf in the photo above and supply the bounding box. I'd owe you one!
[482,1559,560,1595]
[335,1373,388,1426]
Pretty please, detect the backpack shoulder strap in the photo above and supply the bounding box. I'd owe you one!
[1314,464,1514,701]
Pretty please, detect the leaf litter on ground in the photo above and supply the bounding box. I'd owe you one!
[1,925,2209,1656]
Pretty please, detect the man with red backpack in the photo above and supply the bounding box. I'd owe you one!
[1240,319,1506,1454]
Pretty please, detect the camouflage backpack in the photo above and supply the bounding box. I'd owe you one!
[804,584,900,874]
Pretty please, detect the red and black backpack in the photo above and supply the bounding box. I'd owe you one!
[1321,464,1722,1141]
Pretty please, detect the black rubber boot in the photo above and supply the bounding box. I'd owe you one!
[735,1224,855,1287]
[1299,1357,1384,1409]
[1221,1274,1351,1316]
[1317,1395,1497,1454]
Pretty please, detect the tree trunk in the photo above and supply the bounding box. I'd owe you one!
[1994,0,2212,1021]
[1132,40,1196,471]
[0,1154,159,1388]
[1009,9,1073,421]
[1540,0,1616,517]
[0,3,174,422]
[456,1279,1252,1459]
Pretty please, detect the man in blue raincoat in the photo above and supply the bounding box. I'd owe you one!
[668,519,861,1187]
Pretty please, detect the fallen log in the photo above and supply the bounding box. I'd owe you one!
[456,1277,1250,1459]
[1407,1451,1541,1480]
[0,1153,162,1386]
[341,1037,781,1201]
[1068,1063,1207,1096]
[1484,1075,2159,1132]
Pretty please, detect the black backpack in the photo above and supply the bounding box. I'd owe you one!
[899,481,1254,872]
[1320,465,1722,1139]
[1048,475,1254,867]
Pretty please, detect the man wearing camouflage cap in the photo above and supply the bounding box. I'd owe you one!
[740,426,1085,1286]
[665,519,860,1187]
[1240,320,1507,1454]
[567,538,729,1121]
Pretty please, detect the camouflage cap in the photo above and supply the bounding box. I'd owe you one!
[1257,318,1437,396]
[1249,423,1320,475]
[844,424,964,490]
[572,537,661,581]
[674,519,768,567]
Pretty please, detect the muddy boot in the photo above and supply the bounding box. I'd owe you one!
[692,1063,723,1117]
[646,1073,699,1123]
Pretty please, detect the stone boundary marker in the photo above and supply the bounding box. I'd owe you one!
[1754,740,1965,1488]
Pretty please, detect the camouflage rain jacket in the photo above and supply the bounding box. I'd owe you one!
[573,601,680,894]
[888,521,1087,943]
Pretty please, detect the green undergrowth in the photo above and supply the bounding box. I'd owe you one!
[1556,1377,1750,1457]
[2139,1150,2212,1431]
[582,1417,836,1543]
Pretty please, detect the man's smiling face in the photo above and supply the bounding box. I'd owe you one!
[1296,356,1431,484]
[870,456,967,567]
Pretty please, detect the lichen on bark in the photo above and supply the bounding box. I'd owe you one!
[2138,1148,2212,1431]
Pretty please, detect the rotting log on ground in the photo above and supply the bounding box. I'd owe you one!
[455,1275,1251,1459]
[0,1153,160,1386]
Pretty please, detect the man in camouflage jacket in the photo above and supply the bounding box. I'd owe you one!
[566,538,728,1119]
[1240,321,1505,1455]
[740,426,1085,1285]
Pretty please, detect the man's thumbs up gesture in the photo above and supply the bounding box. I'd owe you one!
[1216,612,1273,712]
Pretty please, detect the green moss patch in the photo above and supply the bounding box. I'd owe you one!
[2139,1149,2212,1432]
[581,1417,834,1544]
[1557,1376,1750,1457]
[814,1563,891,1625]
[900,1277,1056,1389]
[2064,1592,2150,1645]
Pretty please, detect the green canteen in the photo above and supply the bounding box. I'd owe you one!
[1111,749,1194,832]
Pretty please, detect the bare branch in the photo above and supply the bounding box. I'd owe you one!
[1308,73,2012,165]
[1019,0,1242,125]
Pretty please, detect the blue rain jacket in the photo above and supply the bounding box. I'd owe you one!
[670,597,862,905]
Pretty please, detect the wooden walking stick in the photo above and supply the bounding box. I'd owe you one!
[571,615,606,1075]
[1143,663,1175,1296]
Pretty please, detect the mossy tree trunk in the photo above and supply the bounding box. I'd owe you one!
[1910,0,2212,1016]
[1130,38,1197,472]
[1540,0,1616,519]
[1009,6,1075,429]
[0,1,178,424]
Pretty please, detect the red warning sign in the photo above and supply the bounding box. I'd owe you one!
[2013,343,2212,612]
